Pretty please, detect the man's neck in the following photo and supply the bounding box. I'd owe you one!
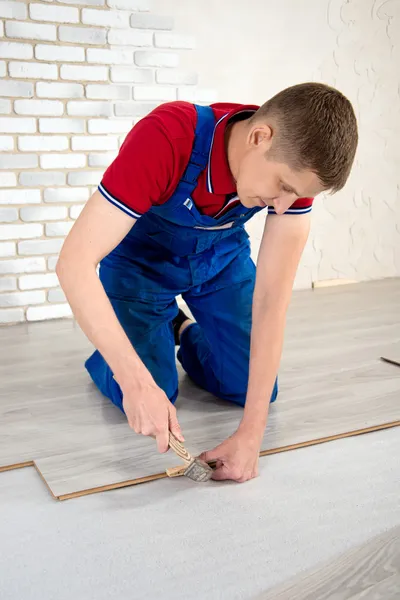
[225,117,250,183]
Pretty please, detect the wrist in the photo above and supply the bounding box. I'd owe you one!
[237,420,265,445]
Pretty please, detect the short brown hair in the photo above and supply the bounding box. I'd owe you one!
[251,82,358,192]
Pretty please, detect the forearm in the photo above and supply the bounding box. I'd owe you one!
[56,257,150,389]
[239,298,286,437]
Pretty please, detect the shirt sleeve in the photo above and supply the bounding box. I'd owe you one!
[98,117,175,220]
[268,197,314,215]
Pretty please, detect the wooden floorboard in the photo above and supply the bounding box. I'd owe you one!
[1,279,399,499]
[255,525,400,600]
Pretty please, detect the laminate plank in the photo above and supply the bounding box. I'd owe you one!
[255,526,400,600]
[1,279,399,498]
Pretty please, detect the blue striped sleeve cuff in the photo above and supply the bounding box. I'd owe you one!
[98,183,143,220]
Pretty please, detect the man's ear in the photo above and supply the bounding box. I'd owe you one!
[249,124,273,150]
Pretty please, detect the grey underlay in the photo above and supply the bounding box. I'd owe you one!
[0,278,399,499]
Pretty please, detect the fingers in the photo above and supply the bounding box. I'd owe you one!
[199,447,220,463]
[156,427,169,453]
[211,465,232,481]
[168,406,185,442]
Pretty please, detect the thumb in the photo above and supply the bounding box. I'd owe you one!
[168,408,185,443]
[199,446,221,463]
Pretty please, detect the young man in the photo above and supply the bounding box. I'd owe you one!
[57,83,358,483]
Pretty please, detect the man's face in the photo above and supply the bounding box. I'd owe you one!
[235,125,325,214]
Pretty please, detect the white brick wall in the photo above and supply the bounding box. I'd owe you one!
[0,0,206,324]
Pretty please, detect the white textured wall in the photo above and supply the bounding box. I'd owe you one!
[0,0,399,325]
[155,0,400,289]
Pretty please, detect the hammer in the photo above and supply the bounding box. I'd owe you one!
[166,432,213,482]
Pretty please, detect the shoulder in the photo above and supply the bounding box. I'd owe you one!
[140,101,198,140]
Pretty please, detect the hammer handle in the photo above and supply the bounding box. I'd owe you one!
[168,432,193,464]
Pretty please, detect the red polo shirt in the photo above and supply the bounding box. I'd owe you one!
[99,101,313,220]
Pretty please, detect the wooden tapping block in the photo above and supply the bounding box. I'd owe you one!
[166,465,187,478]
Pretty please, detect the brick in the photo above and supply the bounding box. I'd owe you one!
[107,29,152,46]
[18,136,68,152]
[67,101,112,117]
[133,85,176,101]
[0,277,17,292]
[88,152,117,167]
[36,82,84,99]
[59,25,106,45]
[154,32,195,50]
[0,136,14,151]
[0,189,41,204]
[0,99,11,114]
[86,84,129,100]
[68,171,102,186]
[0,1,27,20]
[0,256,45,275]
[177,87,218,103]
[130,13,173,30]
[0,115,36,133]
[0,80,33,98]
[134,51,179,68]
[46,221,73,237]
[15,99,63,116]
[44,187,89,203]
[0,242,16,258]
[47,256,58,270]
[18,238,64,256]
[87,48,133,65]
[40,154,86,170]
[0,173,17,187]
[0,61,5,77]
[21,206,67,222]
[0,155,39,170]
[61,64,108,82]
[27,303,72,321]
[19,272,59,290]
[0,208,18,223]
[107,0,150,9]
[110,66,151,84]
[114,101,157,117]
[82,8,130,28]
[71,136,118,151]
[19,172,66,186]
[9,61,58,80]
[156,69,198,85]
[39,118,85,134]
[0,42,33,60]
[0,290,45,307]
[30,3,79,23]
[0,308,24,323]
[35,44,85,63]
[48,287,66,303]
[70,204,85,219]
[0,21,3,38]
[0,223,42,241]
[5,21,56,42]
[88,119,132,134]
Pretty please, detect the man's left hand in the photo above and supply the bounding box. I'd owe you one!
[199,430,262,483]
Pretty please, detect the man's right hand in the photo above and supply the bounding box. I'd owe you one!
[121,377,184,453]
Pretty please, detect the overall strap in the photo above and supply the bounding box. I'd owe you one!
[179,104,216,192]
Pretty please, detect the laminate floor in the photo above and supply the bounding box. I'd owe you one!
[256,525,400,600]
[1,279,399,499]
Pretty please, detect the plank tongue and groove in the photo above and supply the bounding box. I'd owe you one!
[1,279,400,500]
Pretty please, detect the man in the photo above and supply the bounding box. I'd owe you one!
[57,82,358,483]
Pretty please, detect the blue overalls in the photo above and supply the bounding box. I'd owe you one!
[85,105,278,410]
